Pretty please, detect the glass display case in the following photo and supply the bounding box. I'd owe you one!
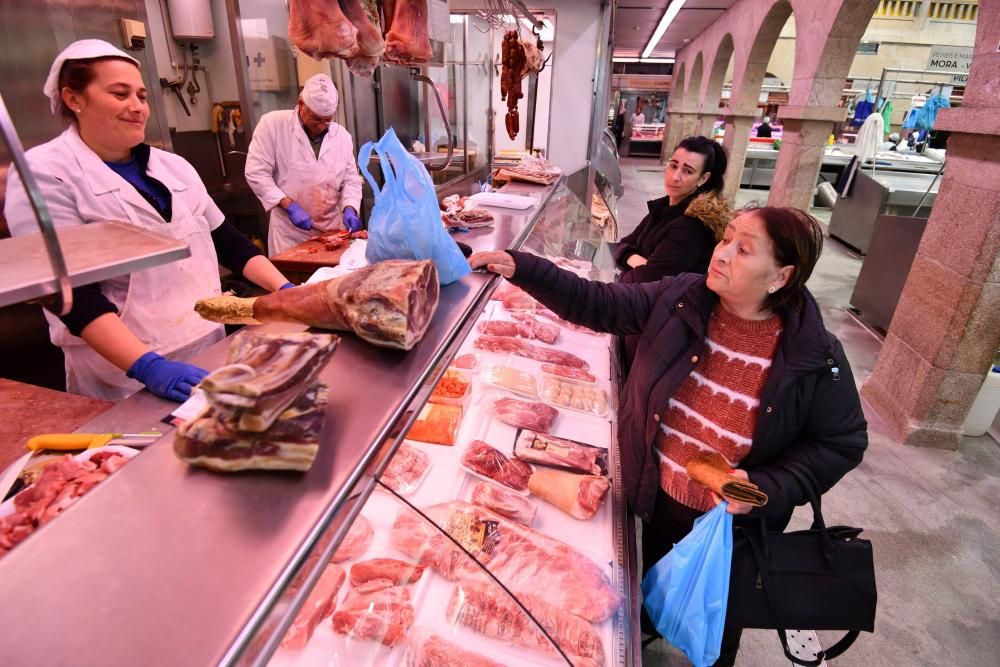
[0,178,639,667]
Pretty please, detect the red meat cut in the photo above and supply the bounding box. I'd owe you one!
[494,398,558,432]
[289,0,358,59]
[383,0,432,64]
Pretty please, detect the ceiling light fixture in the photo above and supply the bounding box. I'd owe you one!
[612,57,676,64]
[613,57,641,63]
[642,0,687,59]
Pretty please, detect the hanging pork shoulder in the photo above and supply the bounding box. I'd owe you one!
[383,0,433,64]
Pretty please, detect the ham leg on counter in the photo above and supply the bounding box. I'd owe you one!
[194,259,439,351]
[341,0,384,76]
[288,0,358,59]
[384,0,432,64]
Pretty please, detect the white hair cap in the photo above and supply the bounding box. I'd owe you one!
[889,132,901,141]
[301,74,339,117]
[763,116,771,123]
[43,39,140,114]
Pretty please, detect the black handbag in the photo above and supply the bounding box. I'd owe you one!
[726,490,876,666]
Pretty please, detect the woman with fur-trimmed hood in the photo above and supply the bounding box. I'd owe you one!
[615,136,731,284]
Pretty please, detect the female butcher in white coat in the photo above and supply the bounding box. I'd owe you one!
[4,40,292,402]
[244,73,364,255]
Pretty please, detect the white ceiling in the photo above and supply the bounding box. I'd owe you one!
[614,1,739,58]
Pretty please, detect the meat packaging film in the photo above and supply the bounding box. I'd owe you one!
[267,269,623,666]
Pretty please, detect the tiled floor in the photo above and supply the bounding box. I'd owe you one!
[617,157,1000,666]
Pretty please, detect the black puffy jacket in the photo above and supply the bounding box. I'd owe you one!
[507,252,868,527]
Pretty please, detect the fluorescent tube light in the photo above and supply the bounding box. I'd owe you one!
[613,57,641,63]
[642,0,687,59]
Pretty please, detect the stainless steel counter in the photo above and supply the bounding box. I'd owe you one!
[0,181,561,667]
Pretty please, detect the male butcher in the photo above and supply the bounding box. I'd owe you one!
[246,73,363,255]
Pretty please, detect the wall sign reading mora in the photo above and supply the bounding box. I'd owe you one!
[927,45,973,85]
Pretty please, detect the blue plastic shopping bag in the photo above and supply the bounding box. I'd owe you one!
[641,503,733,667]
[358,128,471,285]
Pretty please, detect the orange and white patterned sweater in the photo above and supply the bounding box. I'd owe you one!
[657,304,782,511]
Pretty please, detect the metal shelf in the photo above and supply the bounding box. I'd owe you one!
[0,92,189,312]
[0,221,191,309]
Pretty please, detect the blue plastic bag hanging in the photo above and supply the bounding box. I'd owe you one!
[358,128,471,285]
[641,503,734,667]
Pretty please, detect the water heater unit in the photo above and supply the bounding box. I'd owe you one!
[166,0,215,40]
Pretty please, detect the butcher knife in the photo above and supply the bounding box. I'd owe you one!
[0,432,161,501]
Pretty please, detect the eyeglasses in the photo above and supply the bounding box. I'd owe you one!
[301,104,334,126]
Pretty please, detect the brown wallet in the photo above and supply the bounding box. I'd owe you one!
[686,452,769,507]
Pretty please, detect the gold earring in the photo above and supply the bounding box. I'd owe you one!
[767,285,777,294]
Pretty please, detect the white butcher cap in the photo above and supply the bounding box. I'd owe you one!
[301,74,339,117]
[44,39,140,114]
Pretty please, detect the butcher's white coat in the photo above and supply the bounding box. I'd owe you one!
[244,109,363,255]
[3,125,225,400]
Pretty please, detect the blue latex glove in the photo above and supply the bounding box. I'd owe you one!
[279,282,295,290]
[126,352,209,403]
[343,207,361,233]
[285,202,313,231]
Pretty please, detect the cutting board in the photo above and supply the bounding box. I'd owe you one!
[269,238,351,283]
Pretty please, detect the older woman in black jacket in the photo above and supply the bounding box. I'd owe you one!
[471,206,868,665]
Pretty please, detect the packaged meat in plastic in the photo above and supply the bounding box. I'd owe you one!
[493,397,559,432]
[381,442,432,495]
[541,363,597,384]
[541,378,609,417]
[406,403,463,446]
[428,369,471,407]
[405,627,507,667]
[331,515,373,563]
[470,480,536,526]
[451,352,481,371]
[447,581,605,664]
[481,363,539,398]
[513,430,607,475]
[280,564,346,649]
[528,467,611,520]
[509,312,561,344]
[460,440,532,492]
[390,500,622,622]
[474,335,589,369]
[474,334,528,355]
[350,558,425,587]
[331,583,415,646]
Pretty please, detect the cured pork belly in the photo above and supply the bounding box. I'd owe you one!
[199,331,337,433]
[280,564,346,649]
[389,501,621,622]
[349,558,425,587]
[174,382,328,472]
[448,582,605,665]
[195,259,439,351]
[404,627,506,667]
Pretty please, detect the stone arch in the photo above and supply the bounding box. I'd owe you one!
[790,0,881,108]
[733,0,793,114]
[685,52,704,111]
[671,61,686,112]
[704,33,736,112]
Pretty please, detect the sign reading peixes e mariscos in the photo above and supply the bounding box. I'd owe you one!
[927,45,973,85]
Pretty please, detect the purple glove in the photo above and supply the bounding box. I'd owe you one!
[126,352,208,403]
[285,202,313,231]
[279,282,295,290]
[343,207,361,233]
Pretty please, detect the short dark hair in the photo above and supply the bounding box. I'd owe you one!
[744,205,824,313]
[674,135,728,195]
[56,56,138,124]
